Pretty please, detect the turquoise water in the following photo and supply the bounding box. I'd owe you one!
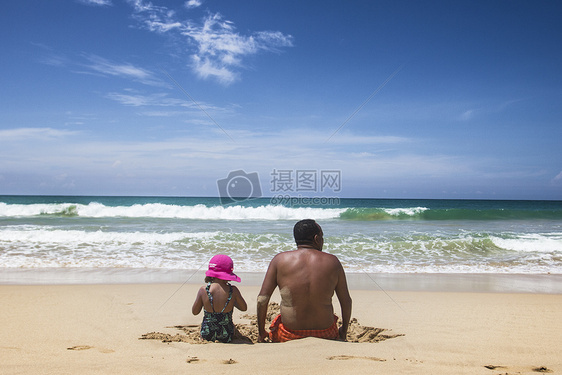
[1,196,561,274]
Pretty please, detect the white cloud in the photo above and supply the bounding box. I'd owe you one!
[190,55,238,85]
[459,109,474,121]
[0,128,80,141]
[324,132,410,145]
[0,127,419,173]
[83,55,162,86]
[0,125,538,197]
[128,0,162,13]
[128,1,293,85]
[146,20,183,33]
[78,0,112,6]
[105,90,227,115]
[184,0,202,9]
[40,53,69,67]
[553,171,562,181]
[32,43,71,67]
[129,0,181,33]
[183,14,293,84]
[254,31,294,51]
[35,47,163,87]
[140,110,188,117]
[106,92,187,107]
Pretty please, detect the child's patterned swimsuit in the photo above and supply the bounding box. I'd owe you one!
[200,282,234,342]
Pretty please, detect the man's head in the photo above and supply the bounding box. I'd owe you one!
[293,219,323,250]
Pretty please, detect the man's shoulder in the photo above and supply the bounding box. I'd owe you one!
[314,250,341,261]
[319,251,343,266]
[273,248,303,258]
[271,250,297,263]
[274,249,342,264]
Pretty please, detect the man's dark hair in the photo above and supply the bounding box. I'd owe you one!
[293,219,320,245]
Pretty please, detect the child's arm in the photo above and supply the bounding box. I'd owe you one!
[192,287,205,315]
[232,286,247,312]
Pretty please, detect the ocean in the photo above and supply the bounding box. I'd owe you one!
[1,196,561,278]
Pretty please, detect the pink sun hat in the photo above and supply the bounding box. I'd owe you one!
[205,254,241,282]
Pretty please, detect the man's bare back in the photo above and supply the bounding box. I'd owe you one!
[274,248,342,329]
[257,220,352,342]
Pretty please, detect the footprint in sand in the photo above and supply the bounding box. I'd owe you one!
[484,365,553,373]
[533,367,553,373]
[67,345,93,351]
[1,346,21,351]
[66,345,114,353]
[327,355,385,362]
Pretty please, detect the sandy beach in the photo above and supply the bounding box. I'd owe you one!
[1,271,561,375]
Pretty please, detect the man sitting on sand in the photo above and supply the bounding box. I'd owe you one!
[257,219,352,342]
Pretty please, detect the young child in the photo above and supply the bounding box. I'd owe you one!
[192,254,247,343]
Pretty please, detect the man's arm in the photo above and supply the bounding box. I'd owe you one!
[257,256,279,342]
[334,261,352,341]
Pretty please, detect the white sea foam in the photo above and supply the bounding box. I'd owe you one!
[1,226,561,273]
[0,202,344,220]
[0,228,213,244]
[384,206,429,216]
[491,233,562,253]
[2,198,561,274]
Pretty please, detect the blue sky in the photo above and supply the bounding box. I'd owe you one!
[1,0,561,199]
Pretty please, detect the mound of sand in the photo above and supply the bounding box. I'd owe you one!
[140,302,403,344]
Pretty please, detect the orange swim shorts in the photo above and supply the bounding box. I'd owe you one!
[268,314,339,343]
